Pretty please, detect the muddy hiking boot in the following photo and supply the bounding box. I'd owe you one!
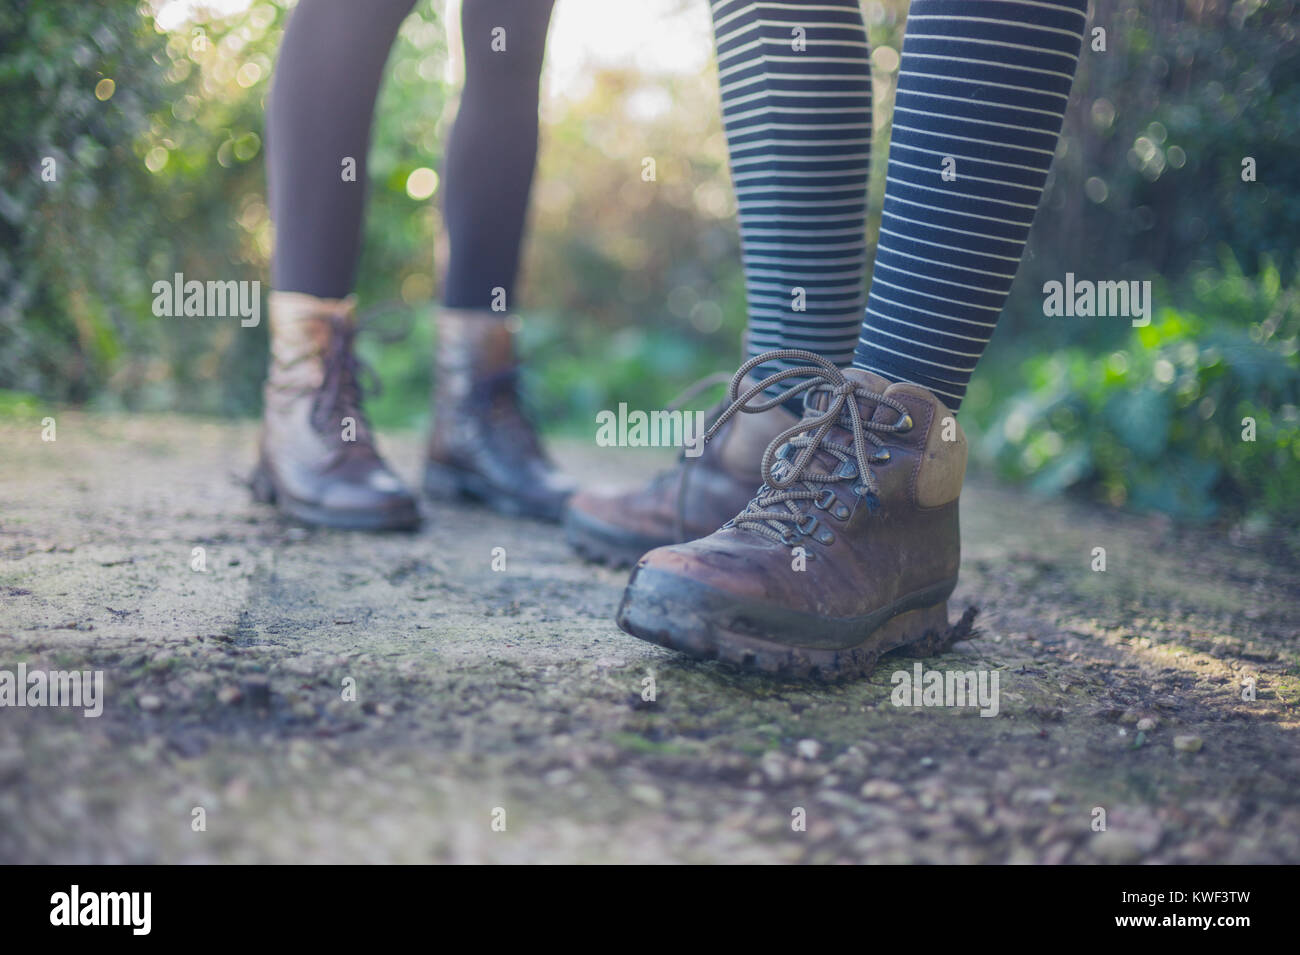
[617,349,975,681]
[564,374,800,568]
[252,292,421,531]
[423,308,575,522]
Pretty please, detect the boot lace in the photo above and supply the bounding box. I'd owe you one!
[466,364,552,458]
[704,349,912,546]
[311,313,380,447]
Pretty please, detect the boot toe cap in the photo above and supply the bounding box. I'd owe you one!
[634,529,791,604]
[567,485,627,525]
[319,468,415,510]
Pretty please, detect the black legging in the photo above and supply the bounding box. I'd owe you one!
[266,0,555,309]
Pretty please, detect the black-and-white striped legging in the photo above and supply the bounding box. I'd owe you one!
[709,0,1087,411]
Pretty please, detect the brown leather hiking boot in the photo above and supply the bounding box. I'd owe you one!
[423,308,575,522]
[251,292,420,531]
[616,349,972,680]
[564,377,800,568]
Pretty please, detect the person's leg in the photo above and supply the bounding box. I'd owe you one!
[564,0,872,565]
[854,0,1088,411]
[268,0,554,307]
[423,0,576,522]
[267,0,417,298]
[712,0,873,400]
[616,0,1088,678]
[255,0,421,531]
[440,0,555,311]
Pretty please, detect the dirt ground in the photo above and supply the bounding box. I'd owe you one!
[1,412,1297,863]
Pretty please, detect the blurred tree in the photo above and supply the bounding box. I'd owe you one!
[0,0,447,419]
[1003,0,1300,350]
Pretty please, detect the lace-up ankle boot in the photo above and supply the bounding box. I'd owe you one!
[423,308,575,521]
[565,375,799,568]
[252,292,420,531]
[616,349,968,680]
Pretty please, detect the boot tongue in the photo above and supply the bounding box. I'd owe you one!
[435,311,546,457]
[800,366,893,424]
[766,367,895,486]
[436,310,515,379]
[268,293,358,393]
[840,366,893,392]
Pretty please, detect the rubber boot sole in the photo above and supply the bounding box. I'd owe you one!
[423,461,569,524]
[250,461,421,532]
[563,507,674,569]
[616,565,974,681]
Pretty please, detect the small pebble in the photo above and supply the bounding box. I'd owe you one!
[760,751,788,784]
[291,701,316,721]
[544,768,573,787]
[1092,830,1142,864]
[860,779,904,800]
[1174,735,1203,753]
[630,784,665,808]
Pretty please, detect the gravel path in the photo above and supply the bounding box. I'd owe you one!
[1,412,1297,863]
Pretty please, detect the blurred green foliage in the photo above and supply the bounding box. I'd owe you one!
[1029,0,1300,287]
[2,0,283,414]
[517,65,747,434]
[971,253,1300,524]
[2,0,1298,527]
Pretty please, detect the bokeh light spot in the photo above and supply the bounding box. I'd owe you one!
[405,167,439,200]
[871,46,900,73]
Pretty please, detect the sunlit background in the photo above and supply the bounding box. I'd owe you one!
[2,0,1298,530]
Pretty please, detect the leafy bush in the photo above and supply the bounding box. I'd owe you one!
[0,0,446,418]
[1,0,181,405]
[973,255,1300,526]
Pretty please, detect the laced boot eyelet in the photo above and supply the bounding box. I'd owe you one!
[815,488,852,522]
[896,412,913,433]
[815,527,835,545]
[834,459,858,479]
[795,514,819,538]
[870,448,891,464]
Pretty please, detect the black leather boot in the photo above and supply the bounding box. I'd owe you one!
[423,308,575,521]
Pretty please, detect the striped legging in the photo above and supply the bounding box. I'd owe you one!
[710,0,1087,411]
